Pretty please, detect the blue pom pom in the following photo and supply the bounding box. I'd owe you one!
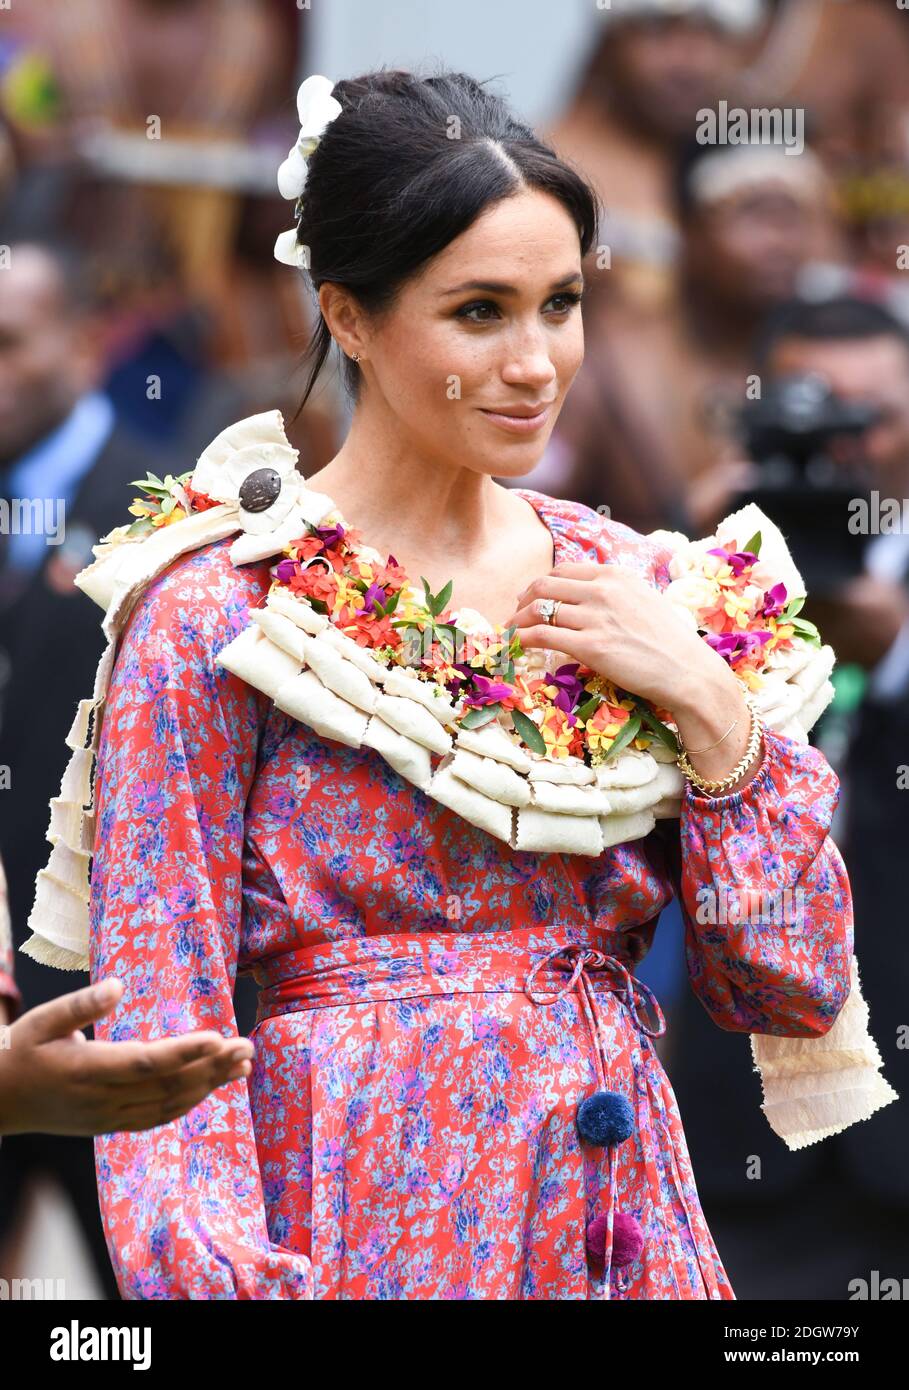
[576,1089,634,1146]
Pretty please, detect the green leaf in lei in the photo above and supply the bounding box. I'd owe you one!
[459,703,502,730]
[421,576,453,617]
[128,469,192,499]
[638,705,681,755]
[742,530,762,556]
[129,470,166,493]
[789,616,822,646]
[510,707,547,756]
[573,692,602,724]
[125,469,194,535]
[601,711,642,760]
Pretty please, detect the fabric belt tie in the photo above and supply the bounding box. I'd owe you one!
[251,926,671,1297]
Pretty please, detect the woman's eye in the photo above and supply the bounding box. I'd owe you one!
[546,291,584,314]
[455,292,583,324]
[456,300,500,323]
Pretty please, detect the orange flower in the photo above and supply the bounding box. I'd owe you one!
[288,566,338,608]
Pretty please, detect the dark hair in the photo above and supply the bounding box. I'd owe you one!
[754,294,909,369]
[287,65,600,421]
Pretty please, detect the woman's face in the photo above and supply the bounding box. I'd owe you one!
[347,188,586,479]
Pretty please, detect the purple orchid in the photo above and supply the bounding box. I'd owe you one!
[275,558,297,582]
[547,663,585,716]
[314,521,346,550]
[461,674,516,708]
[707,545,759,576]
[361,580,388,614]
[441,661,474,696]
[760,582,788,618]
[705,630,773,665]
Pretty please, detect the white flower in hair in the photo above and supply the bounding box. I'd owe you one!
[277,74,342,201]
[274,74,342,267]
[273,230,311,269]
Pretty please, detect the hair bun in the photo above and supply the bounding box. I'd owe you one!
[335,68,419,110]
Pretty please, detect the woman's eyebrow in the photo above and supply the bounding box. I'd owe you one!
[439,271,585,297]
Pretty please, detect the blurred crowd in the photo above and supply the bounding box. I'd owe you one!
[0,0,908,1300]
[526,0,909,1302]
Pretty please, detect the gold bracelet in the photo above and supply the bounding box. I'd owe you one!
[677,689,764,795]
[682,711,740,755]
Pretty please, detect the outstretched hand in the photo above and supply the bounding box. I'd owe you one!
[0,978,254,1137]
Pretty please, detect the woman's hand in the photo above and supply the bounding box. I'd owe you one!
[505,562,727,714]
[0,978,255,1137]
[505,562,763,792]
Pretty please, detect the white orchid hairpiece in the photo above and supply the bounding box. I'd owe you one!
[274,74,342,268]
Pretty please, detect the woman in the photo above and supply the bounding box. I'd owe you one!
[88,68,853,1299]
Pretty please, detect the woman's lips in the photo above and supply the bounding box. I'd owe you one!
[479,404,552,434]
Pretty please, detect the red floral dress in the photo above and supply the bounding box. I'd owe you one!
[88,490,854,1300]
[0,855,22,1022]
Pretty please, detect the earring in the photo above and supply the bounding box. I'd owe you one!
[350,352,361,364]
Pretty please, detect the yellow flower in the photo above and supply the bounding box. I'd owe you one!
[765,620,795,651]
[585,720,622,753]
[722,592,752,625]
[541,728,573,758]
[468,640,507,672]
[151,505,187,527]
[429,661,462,685]
[333,576,363,611]
[539,706,575,759]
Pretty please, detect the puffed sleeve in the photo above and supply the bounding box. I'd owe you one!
[89,539,313,1300]
[637,529,854,1038]
[650,733,854,1037]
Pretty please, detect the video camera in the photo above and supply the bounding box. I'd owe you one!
[729,374,877,595]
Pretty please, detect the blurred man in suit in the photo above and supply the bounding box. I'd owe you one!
[665,296,909,1299]
[0,237,170,1296]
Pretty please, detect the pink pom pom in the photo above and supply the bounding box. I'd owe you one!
[585,1210,644,1270]
[612,1212,644,1268]
[585,1212,609,1262]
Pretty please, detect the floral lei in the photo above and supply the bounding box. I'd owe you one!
[123,474,821,768]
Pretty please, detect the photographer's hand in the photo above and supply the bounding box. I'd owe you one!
[805,575,909,670]
[686,459,762,534]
